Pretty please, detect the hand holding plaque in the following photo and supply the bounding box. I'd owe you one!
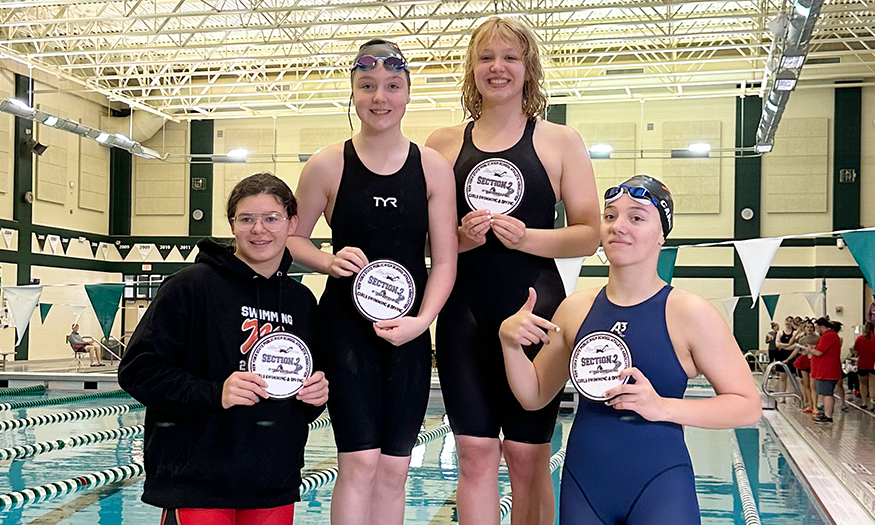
[604,367,668,422]
[569,331,633,402]
[352,259,416,322]
[330,246,369,278]
[248,332,313,399]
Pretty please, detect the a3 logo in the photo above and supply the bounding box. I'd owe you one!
[610,321,628,335]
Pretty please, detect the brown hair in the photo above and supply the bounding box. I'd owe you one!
[460,17,547,120]
[226,172,297,220]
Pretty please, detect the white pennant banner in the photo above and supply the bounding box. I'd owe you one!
[555,256,584,297]
[2,286,43,346]
[596,248,608,264]
[136,244,153,261]
[70,305,87,325]
[1,228,13,249]
[734,238,783,306]
[99,243,109,260]
[803,292,822,315]
[719,296,741,319]
[47,234,61,254]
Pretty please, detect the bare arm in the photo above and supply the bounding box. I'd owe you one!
[607,291,761,428]
[286,145,369,277]
[499,289,594,410]
[493,124,600,258]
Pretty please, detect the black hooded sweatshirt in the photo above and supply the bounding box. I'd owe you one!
[119,238,324,509]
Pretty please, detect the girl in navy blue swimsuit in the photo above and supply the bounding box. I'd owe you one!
[499,175,762,524]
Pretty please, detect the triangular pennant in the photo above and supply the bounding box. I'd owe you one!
[99,243,110,260]
[720,296,741,318]
[761,294,780,320]
[596,248,608,264]
[177,243,195,260]
[84,283,125,339]
[1,228,13,248]
[36,233,47,252]
[136,244,153,261]
[657,247,678,285]
[2,286,42,346]
[60,237,70,252]
[71,305,86,324]
[89,241,99,258]
[116,243,133,260]
[734,238,782,305]
[842,230,875,289]
[555,256,584,297]
[803,291,822,315]
[47,234,60,254]
[39,303,52,323]
[157,243,174,260]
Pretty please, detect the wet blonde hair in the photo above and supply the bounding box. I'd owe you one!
[461,17,547,120]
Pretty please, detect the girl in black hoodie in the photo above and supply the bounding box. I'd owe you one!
[120,173,329,525]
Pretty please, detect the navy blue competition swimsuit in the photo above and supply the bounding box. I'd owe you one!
[436,118,564,443]
[318,140,431,457]
[562,286,699,525]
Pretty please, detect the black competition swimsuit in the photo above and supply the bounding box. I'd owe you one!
[319,140,431,457]
[777,331,795,374]
[436,118,564,443]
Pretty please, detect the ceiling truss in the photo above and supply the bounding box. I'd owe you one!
[0,0,872,119]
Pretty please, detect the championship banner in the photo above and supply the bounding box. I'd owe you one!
[84,284,125,339]
[657,247,678,285]
[35,234,47,253]
[47,234,61,254]
[136,244,153,261]
[596,248,608,264]
[734,238,782,305]
[2,286,42,346]
[156,244,174,260]
[841,230,875,288]
[1,228,14,249]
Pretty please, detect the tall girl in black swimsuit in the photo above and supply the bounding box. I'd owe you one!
[287,40,457,525]
[427,17,600,524]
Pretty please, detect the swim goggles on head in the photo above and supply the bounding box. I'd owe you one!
[352,54,409,73]
[604,184,659,207]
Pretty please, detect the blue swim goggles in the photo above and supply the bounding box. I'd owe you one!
[352,54,408,73]
[604,184,659,207]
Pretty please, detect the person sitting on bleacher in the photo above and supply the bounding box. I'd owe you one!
[69,324,104,367]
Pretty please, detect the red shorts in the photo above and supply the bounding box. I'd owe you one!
[160,505,294,525]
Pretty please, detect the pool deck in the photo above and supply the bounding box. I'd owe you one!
[770,396,875,524]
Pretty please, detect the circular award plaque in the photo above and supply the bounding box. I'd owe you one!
[569,331,633,402]
[464,158,525,214]
[248,331,313,399]
[352,259,416,322]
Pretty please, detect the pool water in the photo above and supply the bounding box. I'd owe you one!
[0,394,832,524]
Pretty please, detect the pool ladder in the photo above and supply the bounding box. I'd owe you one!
[760,361,803,409]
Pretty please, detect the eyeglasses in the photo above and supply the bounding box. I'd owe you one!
[352,55,408,73]
[604,184,658,207]
[233,213,289,232]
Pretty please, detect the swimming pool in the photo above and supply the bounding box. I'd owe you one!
[0,391,832,524]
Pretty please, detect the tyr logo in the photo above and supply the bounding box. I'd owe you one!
[374,197,398,208]
[610,322,628,335]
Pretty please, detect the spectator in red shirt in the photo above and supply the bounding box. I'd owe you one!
[855,323,875,410]
[808,317,843,423]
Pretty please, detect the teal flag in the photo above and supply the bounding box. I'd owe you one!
[39,303,52,324]
[842,230,875,288]
[657,247,679,285]
[762,294,780,320]
[84,284,125,339]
